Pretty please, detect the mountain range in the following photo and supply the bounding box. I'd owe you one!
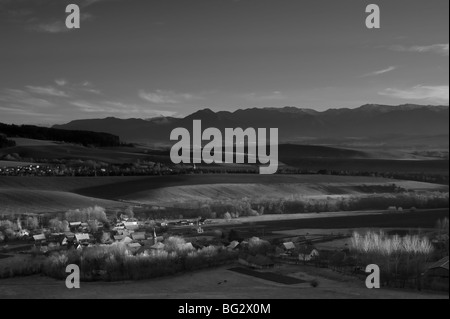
[53,104,449,147]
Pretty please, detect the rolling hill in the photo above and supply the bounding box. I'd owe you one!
[0,175,447,214]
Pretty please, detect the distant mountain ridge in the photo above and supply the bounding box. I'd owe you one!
[53,104,449,145]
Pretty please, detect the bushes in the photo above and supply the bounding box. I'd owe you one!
[247,237,272,255]
[350,231,434,287]
[0,256,44,279]
[41,240,238,282]
[310,279,319,288]
[65,206,107,223]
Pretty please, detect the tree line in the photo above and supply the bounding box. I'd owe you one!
[0,123,121,147]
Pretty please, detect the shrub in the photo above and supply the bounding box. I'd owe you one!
[310,279,319,288]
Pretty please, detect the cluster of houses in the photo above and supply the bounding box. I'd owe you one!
[31,217,167,253]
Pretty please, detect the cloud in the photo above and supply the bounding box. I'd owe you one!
[0,89,57,123]
[139,90,204,104]
[26,85,69,97]
[0,105,53,118]
[390,44,449,56]
[362,66,397,77]
[0,81,101,117]
[55,79,67,86]
[31,13,94,34]
[379,85,449,104]
[0,88,55,108]
[0,81,179,123]
[70,101,107,113]
[243,91,286,102]
[71,100,177,117]
[32,21,69,34]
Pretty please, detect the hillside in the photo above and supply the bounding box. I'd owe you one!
[53,104,449,146]
[0,123,121,147]
[0,175,447,214]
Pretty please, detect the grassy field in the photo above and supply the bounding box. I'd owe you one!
[0,189,122,214]
[0,144,151,164]
[246,209,449,230]
[2,139,448,173]
[0,265,447,299]
[0,175,447,214]
[118,180,448,206]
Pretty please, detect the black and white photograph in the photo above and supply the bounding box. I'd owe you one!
[0,0,448,304]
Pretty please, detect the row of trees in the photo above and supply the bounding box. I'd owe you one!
[350,231,434,287]
[168,191,450,219]
[0,123,121,147]
[65,206,108,223]
[42,237,238,281]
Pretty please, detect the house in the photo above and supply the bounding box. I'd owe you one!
[128,242,142,254]
[135,246,149,255]
[113,223,125,231]
[132,232,146,241]
[64,231,75,240]
[227,241,240,250]
[75,233,90,244]
[151,242,165,250]
[33,233,46,243]
[70,222,82,228]
[298,246,320,262]
[121,236,133,244]
[124,221,139,230]
[114,235,125,241]
[117,229,134,237]
[282,242,296,251]
[18,229,30,238]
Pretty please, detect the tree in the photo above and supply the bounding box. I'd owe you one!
[164,236,186,252]
[100,232,112,244]
[0,220,14,232]
[224,212,232,222]
[88,220,99,232]
[61,220,70,232]
[4,228,16,239]
[124,206,134,219]
[49,218,63,232]
[26,217,39,230]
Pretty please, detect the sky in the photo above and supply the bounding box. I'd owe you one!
[0,0,448,125]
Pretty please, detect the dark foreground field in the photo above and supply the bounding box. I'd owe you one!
[0,265,447,299]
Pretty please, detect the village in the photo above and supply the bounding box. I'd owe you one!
[0,206,448,292]
[0,208,328,268]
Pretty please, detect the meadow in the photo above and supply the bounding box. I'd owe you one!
[0,174,448,215]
